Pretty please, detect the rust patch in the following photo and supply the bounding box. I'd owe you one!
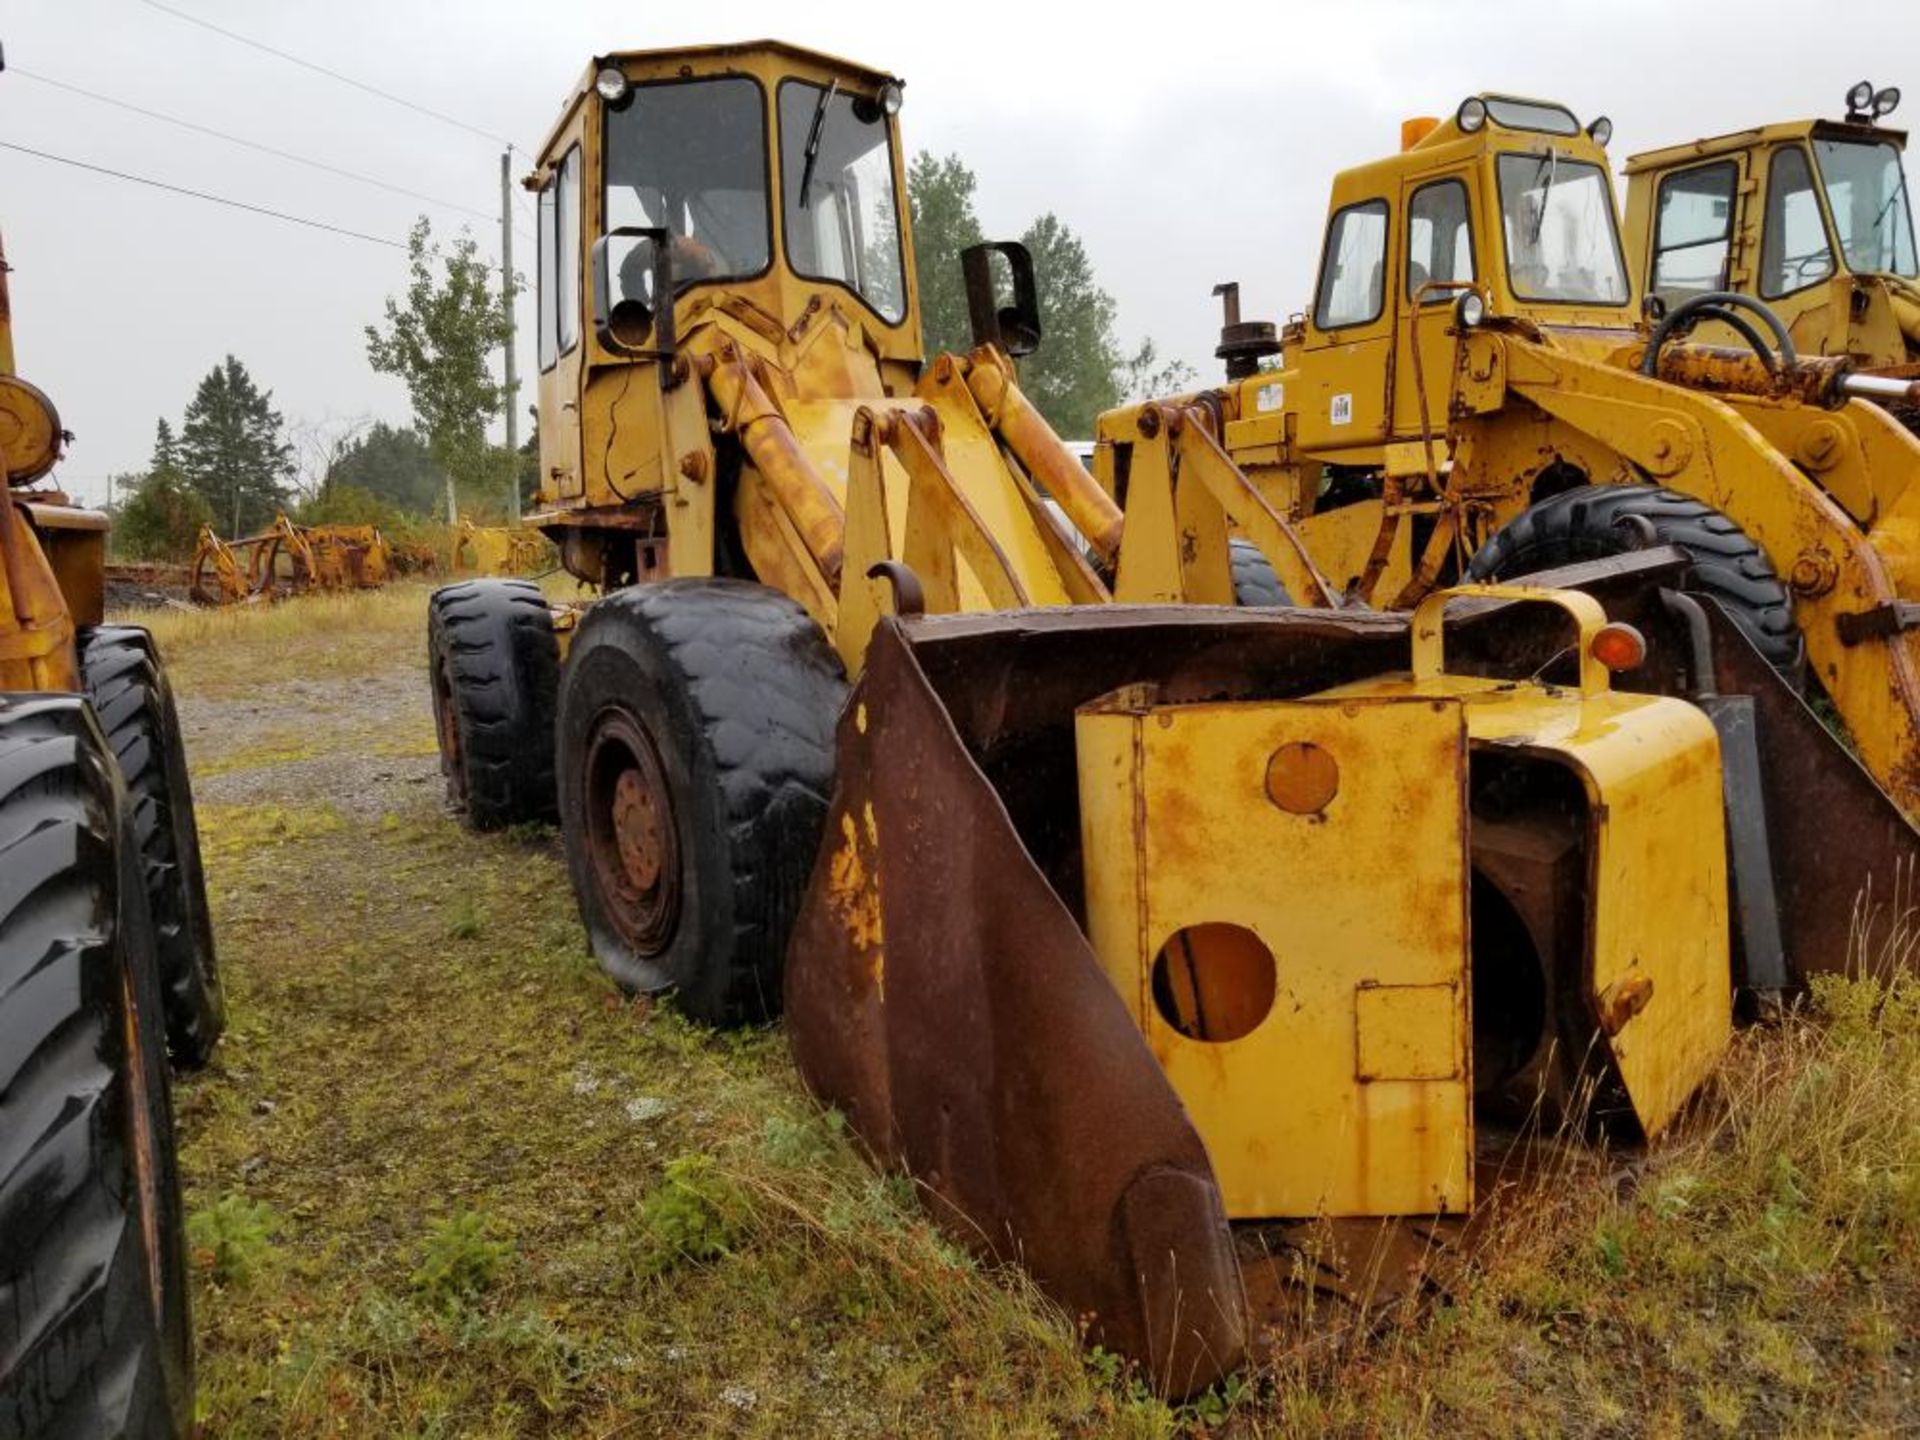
[1265,739,1340,814]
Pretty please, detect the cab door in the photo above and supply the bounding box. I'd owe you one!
[535,143,586,502]
[1391,172,1480,440]
[1295,196,1396,452]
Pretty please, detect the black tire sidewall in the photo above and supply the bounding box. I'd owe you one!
[558,615,735,1018]
[113,795,195,1436]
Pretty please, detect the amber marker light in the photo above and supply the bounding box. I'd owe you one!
[1591,622,1647,673]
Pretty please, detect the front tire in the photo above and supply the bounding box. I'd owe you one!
[556,580,845,1027]
[1467,483,1805,679]
[428,579,560,830]
[1228,537,1294,607]
[0,695,194,1439]
[80,626,223,1069]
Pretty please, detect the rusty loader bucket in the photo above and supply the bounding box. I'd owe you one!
[785,551,1920,1399]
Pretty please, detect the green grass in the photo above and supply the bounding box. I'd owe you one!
[150,585,1918,1437]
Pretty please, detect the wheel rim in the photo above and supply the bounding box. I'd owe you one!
[431,653,467,807]
[582,707,680,956]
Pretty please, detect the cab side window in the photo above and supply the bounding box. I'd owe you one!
[1406,179,1474,302]
[1315,199,1390,329]
[1760,146,1833,297]
[1651,161,1735,297]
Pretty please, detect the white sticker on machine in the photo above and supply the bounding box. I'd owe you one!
[1256,383,1285,413]
[1330,393,1353,425]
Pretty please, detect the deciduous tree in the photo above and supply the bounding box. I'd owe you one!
[365,219,516,523]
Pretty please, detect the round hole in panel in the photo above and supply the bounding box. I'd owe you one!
[1150,922,1277,1043]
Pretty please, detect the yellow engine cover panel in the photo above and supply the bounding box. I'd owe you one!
[1076,689,1473,1220]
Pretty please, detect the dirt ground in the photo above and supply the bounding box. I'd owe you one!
[150,585,1918,1439]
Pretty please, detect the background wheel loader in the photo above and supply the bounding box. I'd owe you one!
[1095,92,1920,820]
[0,230,217,1438]
[1622,82,1920,420]
[424,46,1920,1398]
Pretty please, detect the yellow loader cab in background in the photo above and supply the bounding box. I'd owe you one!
[424,49,1920,1398]
[1624,83,1920,394]
[1098,91,1920,822]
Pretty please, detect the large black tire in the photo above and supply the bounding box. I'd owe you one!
[1228,538,1294,607]
[1467,483,1806,678]
[79,627,223,1070]
[0,695,194,1439]
[557,580,846,1027]
[428,579,560,830]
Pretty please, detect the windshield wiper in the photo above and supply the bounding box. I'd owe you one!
[1528,149,1557,244]
[797,80,839,209]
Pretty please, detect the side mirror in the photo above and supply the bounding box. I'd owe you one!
[591,226,676,360]
[960,241,1042,358]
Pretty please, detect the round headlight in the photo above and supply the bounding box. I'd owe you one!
[1587,115,1613,147]
[879,81,904,116]
[595,66,631,105]
[1848,79,1875,112]
[1457,96,1487,133]
[1875,86,1902,117]
[1454,291,1486,329]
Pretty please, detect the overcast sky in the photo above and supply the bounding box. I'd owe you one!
[5,0,1918,507]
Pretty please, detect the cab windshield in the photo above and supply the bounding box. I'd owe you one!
[1813,138,1917,277]
[603,76,772,295]
[777,80,907,324]
[1496,152,1630,305]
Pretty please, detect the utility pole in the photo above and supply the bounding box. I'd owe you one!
[500,150,520,525]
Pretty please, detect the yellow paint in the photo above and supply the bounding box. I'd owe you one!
[1077,686,1473,1219]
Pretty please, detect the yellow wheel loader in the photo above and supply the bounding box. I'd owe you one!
[0,229,217,1436]
[1097,93,1920,820]
[1622,82,1919,417]
[423,47,1920,1397]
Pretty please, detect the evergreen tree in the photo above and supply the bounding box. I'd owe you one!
[176,357,293,534]
[326,422,448,516]
[114,421,213,560]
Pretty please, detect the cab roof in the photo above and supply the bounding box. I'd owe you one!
[1625,117,1907,174]
[539,40,902,165]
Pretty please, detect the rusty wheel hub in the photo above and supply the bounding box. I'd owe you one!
[583,709,680,956]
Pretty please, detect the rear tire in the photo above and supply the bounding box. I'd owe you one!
[0,695,194,1439]
[557,580,846,1026]
[1467,483,1805,679]
[428,579,560,830]
[1229,538,1293,607]
[80,626,223,1069]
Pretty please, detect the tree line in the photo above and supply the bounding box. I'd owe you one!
[111,152,1188,561]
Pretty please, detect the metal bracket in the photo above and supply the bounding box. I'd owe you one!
[1836,599,1920,645]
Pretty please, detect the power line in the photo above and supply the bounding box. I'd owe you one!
[11,67,523,233]
[138,0,525,153]
[0,140,407,249]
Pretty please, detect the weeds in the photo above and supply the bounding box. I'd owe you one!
[411,1211,512,1307]
[186,1193,279,1285]
[634,1154,753,1276]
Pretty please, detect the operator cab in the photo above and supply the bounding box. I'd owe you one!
[1285,93,1631,448]
[1628,83,1915,311]
[1305,91,1632,356]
